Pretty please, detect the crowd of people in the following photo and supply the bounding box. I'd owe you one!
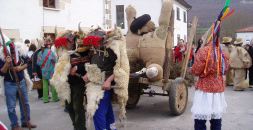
[0,25,129,130]
[1,31,253,130]
[173,37,253,91]
[0,1,252,130]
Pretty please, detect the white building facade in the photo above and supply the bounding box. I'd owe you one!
[236,26,253,44]
[111,0,191,45]
[0,0,105,42]
[0,0,191,46]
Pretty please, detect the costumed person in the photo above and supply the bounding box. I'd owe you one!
[83,26,129,130]
[221,37,234,86]
[230,38,252,91]
[125,0,173,82]
[37,37,59,103]
[0,33,36,130]
[51,28,90,130]
[191,1,233,130]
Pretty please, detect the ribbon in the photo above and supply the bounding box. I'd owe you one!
[203,0,234,76]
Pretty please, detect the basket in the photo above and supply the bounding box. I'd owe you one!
[32,77,43,89]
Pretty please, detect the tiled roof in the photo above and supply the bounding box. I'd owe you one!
[176,0,192,9]
[236,26,253,33]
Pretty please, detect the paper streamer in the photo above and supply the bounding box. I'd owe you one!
[225,0,231,7]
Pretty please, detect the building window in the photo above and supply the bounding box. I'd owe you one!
[176,7,180,21]
[116,5,125,29]
[183,11,187,23]
[43,0,56,8]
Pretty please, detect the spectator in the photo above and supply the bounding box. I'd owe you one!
[27,44,37,78]
[24,39,30,48]
[31,40,43,99]
[0,34,36,130]
[243,39,253,87]
[174,39,186,63]
[195,38,203,53]
[37,37,59,103]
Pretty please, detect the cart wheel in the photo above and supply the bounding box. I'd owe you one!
[126,78,141,109]
[169,77,188,116]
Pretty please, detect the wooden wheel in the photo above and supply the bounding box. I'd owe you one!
[169,77,188,115]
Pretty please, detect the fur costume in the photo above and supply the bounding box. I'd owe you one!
[50,30,88,104]
[126,0,172,81]
[49,31,74,103]
[230,46,252,69]
[85,63,105,119]
[230,45,252,90]
[50,49,71,103]
[85,28,130,121]
[0,40,33,95]
[221,43,235,86]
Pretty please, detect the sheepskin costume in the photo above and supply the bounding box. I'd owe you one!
[0,37,33,95]
[50,49,71,103]
[50,31,73,103]
[85,27,130,121]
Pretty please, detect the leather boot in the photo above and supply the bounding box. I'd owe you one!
[11,126,23,130]
[21,122,37,128]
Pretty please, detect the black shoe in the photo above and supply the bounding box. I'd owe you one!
[21,122,37,128]
[64,108,69,113]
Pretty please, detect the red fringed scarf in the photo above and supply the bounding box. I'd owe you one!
[83,36,103,47]
[54,37,68,48]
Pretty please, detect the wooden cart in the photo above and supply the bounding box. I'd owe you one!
[126,16,198,116]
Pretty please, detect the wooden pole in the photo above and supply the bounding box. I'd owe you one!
[181,16,198,78]
[163,11,174,82]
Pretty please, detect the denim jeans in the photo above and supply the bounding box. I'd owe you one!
[4,79,30,128]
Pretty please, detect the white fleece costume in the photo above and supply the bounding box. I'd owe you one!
[85,28,130,122]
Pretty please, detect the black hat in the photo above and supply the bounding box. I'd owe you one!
[24,39,30,44]
[130,14,151,34]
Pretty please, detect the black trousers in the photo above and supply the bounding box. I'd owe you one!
[66,84,86,130]
[249,67,253,85]
[194,119,222,130]
[37,88,43,99]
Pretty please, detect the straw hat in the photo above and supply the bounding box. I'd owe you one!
[222,37,232,44]
[234,38,243,45]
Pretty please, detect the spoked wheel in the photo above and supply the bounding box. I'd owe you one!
[169,77,188,116]
[126,78,141,109]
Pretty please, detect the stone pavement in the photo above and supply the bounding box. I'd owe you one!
[0,86,253,130]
